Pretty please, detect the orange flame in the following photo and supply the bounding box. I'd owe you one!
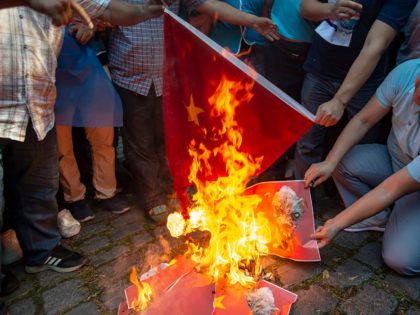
[168,76,272,288]
[129,266,153,312]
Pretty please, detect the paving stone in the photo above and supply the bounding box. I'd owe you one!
[341,285,398,315]
[65,302,100,315]
[7,278,34,301]
[79,236,109,255]
[93,208,113,222]
[354,242,384,270]
[112,209,145,228]
[384,273,420,300]
[407,308,420,315]
[132,233,154,249]
[319,246,345,265]
[91,245,131,267]
[97,254,139,283]
[276,262,323,286]
[75,221,109,242]
[333,231,370,249]
[36,270,74,288]
[43,279,89,315]
[291,285,338,315]
[8,297,36,315]
[326,260,373,289]
[110,222,146,241]
[99,277,129,312]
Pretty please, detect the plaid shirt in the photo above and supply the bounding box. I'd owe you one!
[108,0,205,97]
[0,0,109,142]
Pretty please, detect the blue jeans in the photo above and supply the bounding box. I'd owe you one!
[1,121,61,265]
[294,72,383,178]
[333,144,420,275]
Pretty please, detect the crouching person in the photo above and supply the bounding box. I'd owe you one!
[304,59,420,275]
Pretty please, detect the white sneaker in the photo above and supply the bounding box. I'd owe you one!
[57,209,81,238]
[344,209,390,233]
[2,229,23,265]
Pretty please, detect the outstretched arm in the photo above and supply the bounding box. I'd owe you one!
[196,0,279,41]
[312,167,420,248]
[315,21,397,126]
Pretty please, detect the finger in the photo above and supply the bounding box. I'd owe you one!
[342,0,362,11]
[337,6,358,17]
[337,12,352,20]
[71,1,94,29]
[265,33,275,42]
[317,239,328,249]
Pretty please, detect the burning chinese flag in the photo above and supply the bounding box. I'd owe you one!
[163,10,314,205]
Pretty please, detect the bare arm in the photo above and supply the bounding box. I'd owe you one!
[300,0,362,22]
[315,21,397,126]
[313,167,420,248]
[100,0,164,26]
[196,0,279,41]
[304,96,390,187]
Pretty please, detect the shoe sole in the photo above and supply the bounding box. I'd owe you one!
[78,215,95,223]
[112,207,131,215]
[344,226,385,233]
[25,262,85,274]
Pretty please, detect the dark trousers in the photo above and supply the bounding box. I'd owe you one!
[294,72,383,178]
[1,121,61,266]
[115,84,173,210]
[264,38,310,103]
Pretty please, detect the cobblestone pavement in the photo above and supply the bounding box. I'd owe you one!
[3,188,420,315]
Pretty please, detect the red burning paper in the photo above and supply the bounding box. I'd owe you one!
[163,10,314,204]
[245,180,320,261]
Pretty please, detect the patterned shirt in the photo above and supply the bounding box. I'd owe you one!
[0,0,109,142]
[108,0,205,97]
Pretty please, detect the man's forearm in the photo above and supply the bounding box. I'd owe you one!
[196,0,257,27]
[300,0,333,21]
[101,0,163,26]
[333,20,396,105]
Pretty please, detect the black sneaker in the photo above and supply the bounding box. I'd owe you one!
[25,245,86,274]
[0,270,19,297]
[97,195,131,215]
[66,199,95,223]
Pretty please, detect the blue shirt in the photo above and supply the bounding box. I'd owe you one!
[376,59,420,183]
[304,0,417,81]
[271,0,315,43]
[208,0,266,54]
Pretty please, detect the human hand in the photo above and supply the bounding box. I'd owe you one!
[27,0,73,26]
[252,17,280,42]
[304,161,335,188]
[315,98,345,126]
[68,22,95,45]
[330,0,362,20]
[311,219,340,248]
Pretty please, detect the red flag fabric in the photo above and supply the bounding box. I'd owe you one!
[163,10,314,203]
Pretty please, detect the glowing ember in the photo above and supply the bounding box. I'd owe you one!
[167,76,272,288]
[129,267,153,312]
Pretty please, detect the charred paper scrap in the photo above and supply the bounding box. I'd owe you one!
[246,287,279,315]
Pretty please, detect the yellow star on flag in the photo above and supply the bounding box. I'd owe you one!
[213,295,226,310]
[186,95,204,126]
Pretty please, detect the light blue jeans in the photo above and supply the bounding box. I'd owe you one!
[333,144,420,275]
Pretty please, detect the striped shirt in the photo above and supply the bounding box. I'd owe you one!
[0,0,109,142]
[108,0,205,97]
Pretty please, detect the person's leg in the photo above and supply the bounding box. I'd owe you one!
[382,191,420,275]
[56,125,93,223]
[332,144,394,231]
[56,125,86,203]
[85,127,131,214]
[8,124,61,264]
[294,73,338,179]
[116,85,166,212]
[85,127,116,200]
[153,95,174,195]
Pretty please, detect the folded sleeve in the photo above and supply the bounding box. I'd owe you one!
[407,156,420,183]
